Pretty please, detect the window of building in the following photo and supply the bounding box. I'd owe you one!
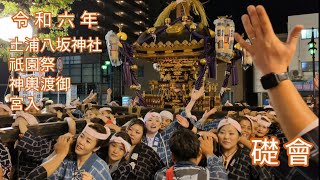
[62,55,81,64]
[301,28,319,39]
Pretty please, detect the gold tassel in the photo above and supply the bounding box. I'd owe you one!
[154,2,177,27]
[191,0,208,27]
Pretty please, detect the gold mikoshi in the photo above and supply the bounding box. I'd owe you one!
[130,64,138,71]
[130,85,139,89]
[147,27,156,34]
[190,24,197,31]
[117,32,127,41]
[199,58,207,65]
[182,15,188,22]
[165,18,171,25]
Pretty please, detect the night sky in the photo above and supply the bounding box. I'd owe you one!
[150,0,319,34]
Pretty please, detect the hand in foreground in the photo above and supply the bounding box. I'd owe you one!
[198,131,218,142]
[234,5,303,76]
[199,135,214,157]
[54,133,73,157]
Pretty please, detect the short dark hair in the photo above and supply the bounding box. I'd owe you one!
[169,128,200,162]
[90,118,105,126]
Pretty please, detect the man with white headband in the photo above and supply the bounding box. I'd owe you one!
[26,123,112,180]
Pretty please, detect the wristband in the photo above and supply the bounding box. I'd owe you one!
[186,117,194,130]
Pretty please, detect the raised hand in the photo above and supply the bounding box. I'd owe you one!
[54,133,73,157]
[202,107,217,119]
[190,86,205,101]
[198,131,218,142]
[199,135,214,157]
[234,5,303,76]
[107,88,112,95]
[176,114,189,128]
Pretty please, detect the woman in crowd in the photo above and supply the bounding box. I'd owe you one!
[111,118,164,180]
[45,123,112,180]
[238,115,255,149]
[256,115,272,138]
[106,132,132,175]
[84,108,98,122]
[142,111,182,167]
[215,117,272,179]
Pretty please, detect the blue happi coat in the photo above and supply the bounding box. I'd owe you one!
[143,121,180,167]
[49,153,112,180]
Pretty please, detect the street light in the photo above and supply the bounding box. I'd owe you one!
[0,16,33,42]
[308,27,317,113]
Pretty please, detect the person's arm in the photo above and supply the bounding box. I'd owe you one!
[176,114,197,134]
[234,5,317,140]
[65,117,76,136]
[197,107,217,127]
[0,143,12,180]
[24,166,48,180]
[41,133,73,177]
[106,88,112,104]
[111,162,132,180]
[199,135,228,180]
[239,136,252,149]
[268,81,317,139]
[185,86,205,117]
[15,119,54,162]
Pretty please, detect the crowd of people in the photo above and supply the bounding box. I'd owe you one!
[0,5,318,180]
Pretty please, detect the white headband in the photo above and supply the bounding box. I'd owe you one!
[243,115,254,128]
[110,136,131,153]
[159,110,173,121]
[82,123,111,140]
[217,117,242,133]
[0,104,12,115]
[99,107,112,113]
[258,116,271,127]
[143,112,162,123]
[15,111,38,126]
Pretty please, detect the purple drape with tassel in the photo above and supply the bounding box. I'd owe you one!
[220,49,242,98]
[231,63,238,86]
[119,42,146,106]
[195,64,207,90]
[122,62,132,86]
